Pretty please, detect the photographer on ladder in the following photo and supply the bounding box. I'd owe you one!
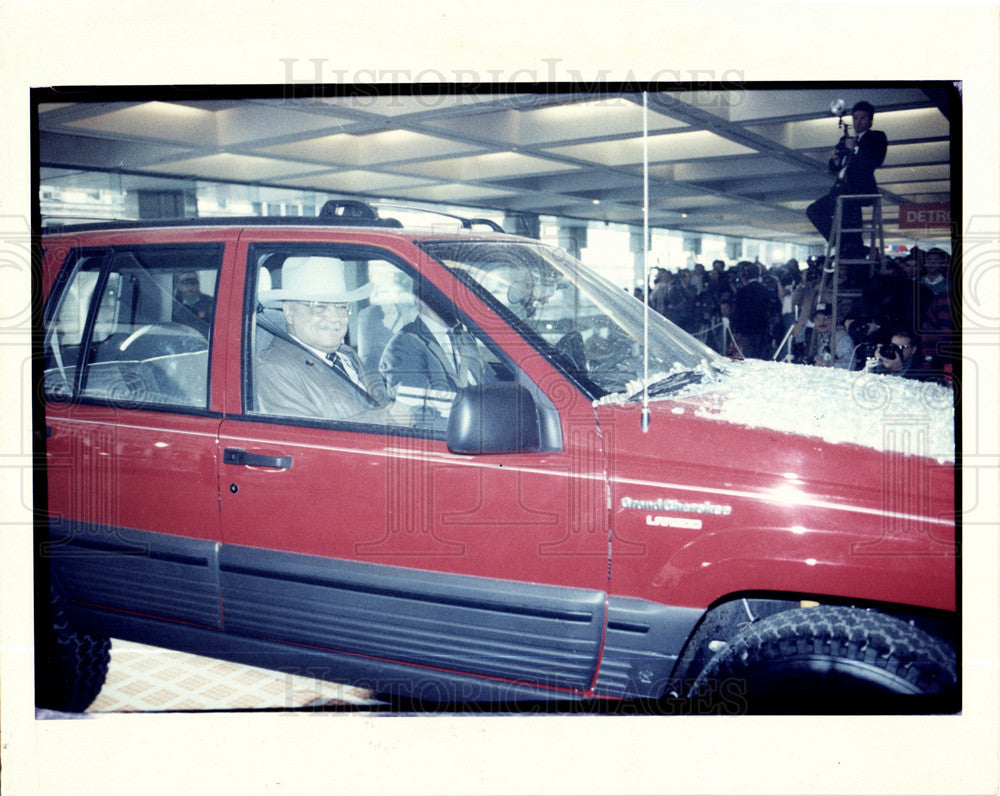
[806,101,888,261]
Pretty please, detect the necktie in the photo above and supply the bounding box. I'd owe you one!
[326,351,376,404]
[325,350,349,378]
[445,328,461,372]
[447,328,475,385]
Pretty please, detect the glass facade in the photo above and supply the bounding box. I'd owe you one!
[40,171,817,289]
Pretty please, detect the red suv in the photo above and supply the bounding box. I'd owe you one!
[36,204,958,713]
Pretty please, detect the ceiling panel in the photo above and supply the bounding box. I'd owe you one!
[136,153,323,182]
[877,164,951,183]
[36,85,958,245]
[879,180,951,195]
[262,129,485,165]
[547,129,756,166]
[382,183,520,203]
[38,131,192,170]
[420,97,688,146]
[392,151,579,181]
[273,169,437,193]
[306,94,525,118]
[883,141,952,167]
[66,102,221,144]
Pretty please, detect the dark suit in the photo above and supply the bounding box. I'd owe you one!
[731,279,778,359]
[835,128,888,194]
[807,128,888,255]
[172,294,215,337]
[256,335,394,424]
[379,317,487,428]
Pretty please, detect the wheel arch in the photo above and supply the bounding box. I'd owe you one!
[666,589,959,694]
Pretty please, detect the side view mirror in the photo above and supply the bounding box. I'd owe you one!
[446,383,541,454]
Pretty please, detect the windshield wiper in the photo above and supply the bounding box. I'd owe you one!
[643,370,705,398]
[614,369,705,404]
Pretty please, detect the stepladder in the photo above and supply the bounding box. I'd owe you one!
[819,193,886,324]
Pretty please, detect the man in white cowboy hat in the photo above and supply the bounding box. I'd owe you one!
[256,255,412,425]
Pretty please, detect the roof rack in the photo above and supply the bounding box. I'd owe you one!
[317,199,403,227]
[39,215,403,235]
[366,201,506,233]
[41,198,508,235]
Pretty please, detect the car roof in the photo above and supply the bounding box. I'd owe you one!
[40,214,512,238]
[39,217,532,249]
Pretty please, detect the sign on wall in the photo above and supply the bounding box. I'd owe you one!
[898,203,951,229]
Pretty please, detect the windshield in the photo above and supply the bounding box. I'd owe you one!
[420,239,720,398]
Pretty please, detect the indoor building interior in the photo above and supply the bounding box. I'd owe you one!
[35,84,955,714]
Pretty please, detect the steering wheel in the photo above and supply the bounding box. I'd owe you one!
[553,330,588,376]
[118,322,208,359]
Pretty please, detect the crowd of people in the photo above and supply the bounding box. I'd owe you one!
[637,245,954,383]
[635,97,953,384]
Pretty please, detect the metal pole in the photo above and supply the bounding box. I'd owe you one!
[641,91,651,432]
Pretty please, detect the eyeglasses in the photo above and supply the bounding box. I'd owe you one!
[293,300,350,316]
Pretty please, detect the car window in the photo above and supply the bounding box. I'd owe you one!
[43,245,221,408]
[246,245,514,434]
[420,240,720,398]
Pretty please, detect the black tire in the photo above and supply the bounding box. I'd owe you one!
[36,587,111,713]
[689,606,957,714]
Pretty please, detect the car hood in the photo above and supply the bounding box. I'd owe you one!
[597,358,955,464]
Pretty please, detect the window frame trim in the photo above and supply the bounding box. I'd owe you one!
[42,242,225,411]
[241,241,563,451]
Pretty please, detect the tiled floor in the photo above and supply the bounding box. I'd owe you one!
[87,639,382,713]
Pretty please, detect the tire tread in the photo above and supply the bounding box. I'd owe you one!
[691,606,957,709]
[36,587,111,713]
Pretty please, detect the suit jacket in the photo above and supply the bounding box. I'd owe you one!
[378,318,489,429]
[731,279,777,336]
[172,294,215,337]
[379,317,486,395]
[829,129,888,194]
[256,335,393,424]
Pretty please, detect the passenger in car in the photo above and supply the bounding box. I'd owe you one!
[379,296,488,429]
[172,271,215,336]
[255,256,413,425]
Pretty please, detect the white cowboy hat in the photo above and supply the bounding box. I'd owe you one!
[259,256,373,306]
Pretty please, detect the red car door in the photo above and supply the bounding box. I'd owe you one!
[215,230,610,696]
[41,231,237,632]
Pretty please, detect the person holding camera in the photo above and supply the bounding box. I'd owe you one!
[843,312,883,370]
[806,101,888,262]
[872,329,920,378]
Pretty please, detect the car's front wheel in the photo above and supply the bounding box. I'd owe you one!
[688,605,957,714]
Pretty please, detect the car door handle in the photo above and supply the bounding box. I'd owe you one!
[223,447,293,470]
